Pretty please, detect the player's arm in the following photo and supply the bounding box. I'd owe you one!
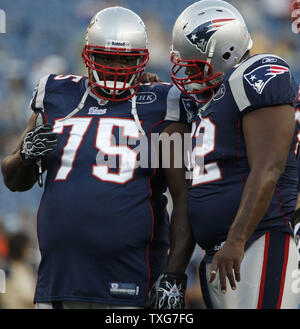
[145,122,195,309]
[141,72,162,83]
[209,104,295,292]
[1,112,57,192]
[1,113,38,191]
[163,122,195,273]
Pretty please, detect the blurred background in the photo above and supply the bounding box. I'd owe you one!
[0,0,299,309]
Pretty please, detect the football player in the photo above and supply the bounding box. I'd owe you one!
[148,0,300,309]
[1,7,193,309]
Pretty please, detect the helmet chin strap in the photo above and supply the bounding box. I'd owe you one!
[204,38,216,79]
[206,39,216,67]
[130,90,145,136]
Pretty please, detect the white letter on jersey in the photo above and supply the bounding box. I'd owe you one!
[54,75,83,83]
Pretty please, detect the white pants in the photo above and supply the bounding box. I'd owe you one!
[200,231,300,309]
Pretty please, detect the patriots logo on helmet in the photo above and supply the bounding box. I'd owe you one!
[244,65,289,94]
[185,18,236,53]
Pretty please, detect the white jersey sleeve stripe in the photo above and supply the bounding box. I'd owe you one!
[165,85,181,121]
[35,74,51,111]
[229,54,283,112]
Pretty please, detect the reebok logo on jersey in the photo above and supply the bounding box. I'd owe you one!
[262,57,278,64]
[244,64,289,94]
[129,92,157,104]
[88,107,107,115]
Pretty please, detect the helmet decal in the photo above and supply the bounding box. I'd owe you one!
[185,18,236,53]
[244,65,289,94]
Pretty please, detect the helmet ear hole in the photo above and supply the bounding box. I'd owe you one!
[223,52,231,60]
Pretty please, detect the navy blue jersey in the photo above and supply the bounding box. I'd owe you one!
[30,74,190,306]
[189,54,298,254]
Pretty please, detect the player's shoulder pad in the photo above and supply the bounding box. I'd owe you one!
[227,54,292,112]
[164,84,182,121]
[164,85,197,123]
[29,74,52,112]
[30,74,86,112]
[45,74,86,91]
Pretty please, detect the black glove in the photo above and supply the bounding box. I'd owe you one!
[20,124,58,166]
[144,272,187,309]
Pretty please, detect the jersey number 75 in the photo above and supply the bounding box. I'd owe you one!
[52,117,140,184]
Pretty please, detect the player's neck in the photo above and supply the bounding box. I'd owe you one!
[90,85,131,102]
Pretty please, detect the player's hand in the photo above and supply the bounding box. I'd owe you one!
[20,124,58,166]
[209,240,245,293]
[141,72,162,83]
[144,272,187,309]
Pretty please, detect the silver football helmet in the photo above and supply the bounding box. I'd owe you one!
[82,7,149,101]
[170,0,252,103]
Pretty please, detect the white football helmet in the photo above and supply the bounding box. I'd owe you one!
[170,0,252,103]
[82,7,149,101]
